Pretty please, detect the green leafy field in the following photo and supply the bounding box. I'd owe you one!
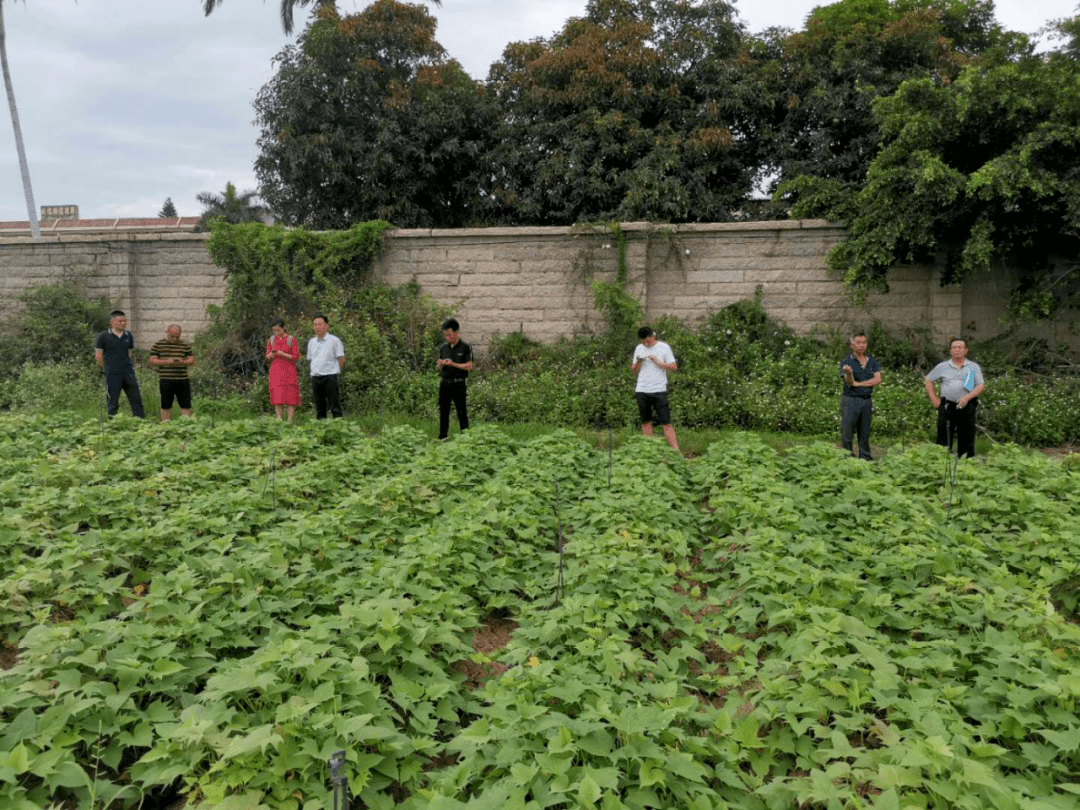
[1,415,1078,809]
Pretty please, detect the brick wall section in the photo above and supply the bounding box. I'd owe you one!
[0,220,1070,356]
[378,221,967,353]
[375,226,622,347]
[0,231,224,348]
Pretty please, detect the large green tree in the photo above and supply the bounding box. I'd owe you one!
[253,1,492,229]
[480,0,759,225]
[788,14,1080,318]
[756,0,1026,197]
[0,0,40,238]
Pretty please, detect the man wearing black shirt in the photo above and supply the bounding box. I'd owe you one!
[436,318,473,440]
[94,310,145,418]
[840,332,881,460]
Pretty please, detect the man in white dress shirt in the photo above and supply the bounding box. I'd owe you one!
[306,313,346,419]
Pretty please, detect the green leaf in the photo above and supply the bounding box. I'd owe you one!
[665,752,707,783]
[219,725,283,761]
[733,716,761,750]
[509,762,538,786]
[1038,728,1080,752]
[193,791,270,810]
[3,744,30,776]
[51,760,91,789]
[639,762,666,787]
[577,773,603,804]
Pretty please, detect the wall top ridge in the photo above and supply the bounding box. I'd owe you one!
[383,219,844,241]
[0,231,211,246]
[0,218,202,239]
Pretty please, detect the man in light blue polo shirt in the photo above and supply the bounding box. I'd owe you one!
[924,337,985,458]
[306,313,346,419]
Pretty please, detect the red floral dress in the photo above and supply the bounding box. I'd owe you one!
[267,334,301,406]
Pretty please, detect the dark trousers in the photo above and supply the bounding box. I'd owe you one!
[104,371,144,418]
[840,395,873,460]
[438,381,468,439]
[937,399,978,458]
[311,374,343,419]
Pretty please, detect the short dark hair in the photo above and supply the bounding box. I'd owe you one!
[949,337,968,348]
[270,317,285,329]
[637,326,654,340]
[110,310,126,319]
[442,318,460,332]
[851,332,867,341]
[312,313,329,324]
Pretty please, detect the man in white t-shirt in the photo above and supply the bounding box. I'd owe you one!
[631,326,680,452]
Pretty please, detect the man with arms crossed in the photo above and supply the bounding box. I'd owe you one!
[924,337,985,458]
[94,310,145,418]
[840,332,882,460]
[631,326,679,452]
[148,324,196,421]
[306,314,346,419]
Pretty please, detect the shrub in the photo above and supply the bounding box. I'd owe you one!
[12,279,112,365]
[0,280,114,409]
[980,372,1080,446]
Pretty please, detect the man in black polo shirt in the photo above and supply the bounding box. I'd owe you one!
[436,318,473,440]
[840,332,881,460]
[94,310,145,418]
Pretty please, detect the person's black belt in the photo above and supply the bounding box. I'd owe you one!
[441,377,467,384]
[843,393,871,399]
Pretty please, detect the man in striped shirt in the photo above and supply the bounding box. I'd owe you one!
[148,324,196,421]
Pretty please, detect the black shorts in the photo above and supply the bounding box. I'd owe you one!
[635,391,671,426]
[159,378,192,410]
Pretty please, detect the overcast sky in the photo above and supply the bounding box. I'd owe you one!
[0,0,1076,222]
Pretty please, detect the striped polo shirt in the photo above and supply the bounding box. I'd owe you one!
[149,339,193,380]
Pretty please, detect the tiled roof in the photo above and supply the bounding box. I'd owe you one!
[0,217,202,234]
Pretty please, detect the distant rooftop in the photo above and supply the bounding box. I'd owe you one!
[0,217,202,237]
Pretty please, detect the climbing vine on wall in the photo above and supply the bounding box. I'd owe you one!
[203,221,393,373]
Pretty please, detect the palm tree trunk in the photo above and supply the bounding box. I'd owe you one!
[0,0,41,239]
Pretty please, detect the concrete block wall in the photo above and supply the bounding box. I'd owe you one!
[378,221,968,354]
[3,220,1067,358]
[0,231,225,348]
[376,226,621,350]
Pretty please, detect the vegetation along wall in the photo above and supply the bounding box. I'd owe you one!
[1,221,1074,356]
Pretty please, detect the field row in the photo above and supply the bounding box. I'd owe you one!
[1,415,1078,809]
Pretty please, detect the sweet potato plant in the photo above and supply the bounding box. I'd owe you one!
[0,414,1077,809]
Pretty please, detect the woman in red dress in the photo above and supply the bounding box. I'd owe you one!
[265,317,301,421]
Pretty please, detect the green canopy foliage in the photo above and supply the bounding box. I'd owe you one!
[479,0,759,224]
[0,280,111,367]
[239,0,1080,324]
[253,1,493,229]
[757,0,1027,196]
[786,17,1080,317]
